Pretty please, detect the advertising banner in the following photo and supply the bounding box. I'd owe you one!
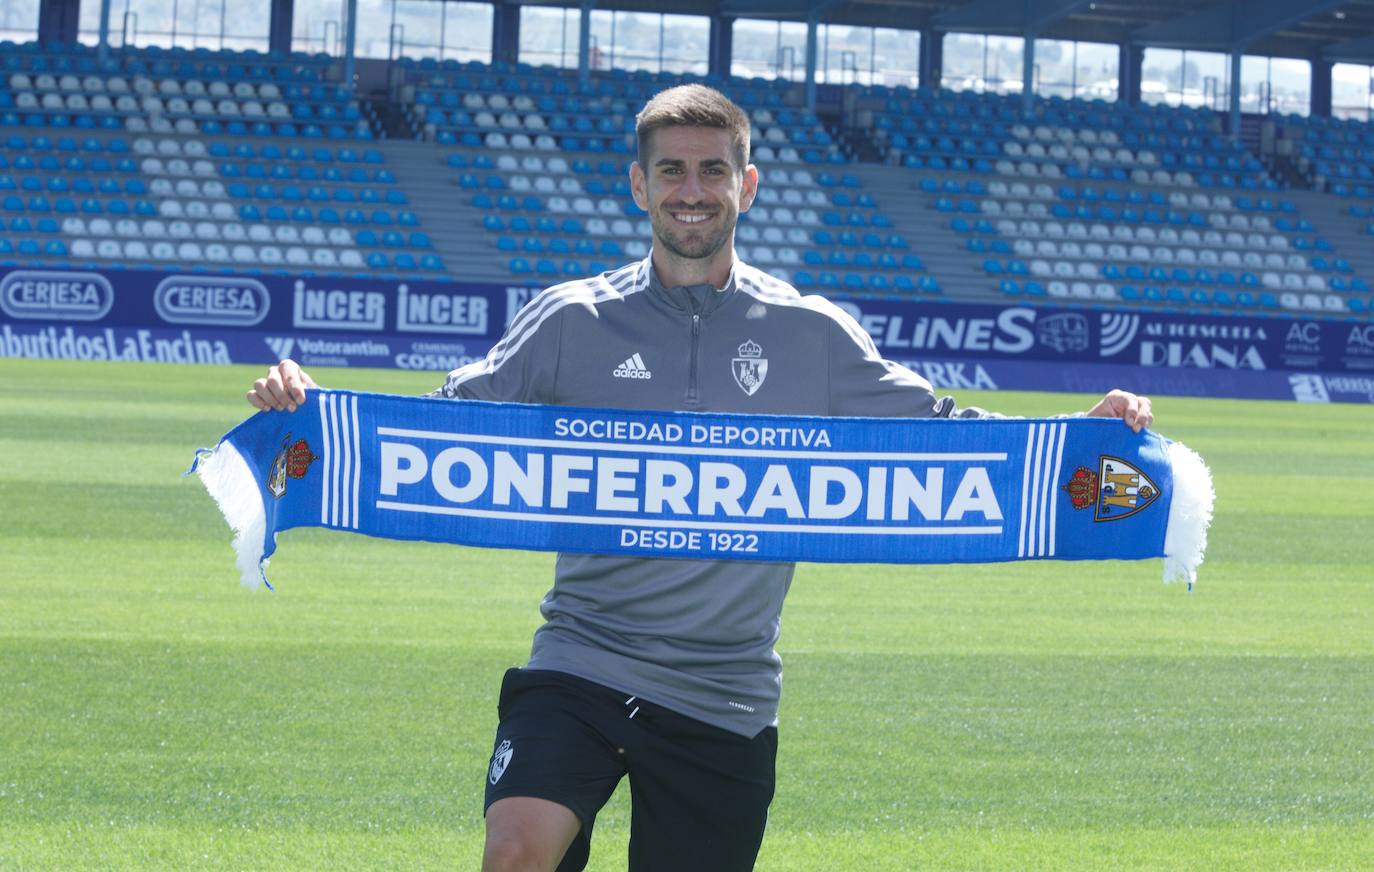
[0,267,525,371]
[2,265,1370,404]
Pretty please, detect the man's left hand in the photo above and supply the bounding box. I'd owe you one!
[1086,389,1153,433]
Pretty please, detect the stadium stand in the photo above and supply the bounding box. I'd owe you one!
[0,42,372,140]
[0,36,1371,319]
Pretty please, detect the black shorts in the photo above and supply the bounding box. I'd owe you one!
[484,667,778,872]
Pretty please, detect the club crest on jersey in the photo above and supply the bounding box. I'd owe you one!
[733,339,768,396]
[1063,456,1159,521]
[266,434,318,499]
[489,739,513,785]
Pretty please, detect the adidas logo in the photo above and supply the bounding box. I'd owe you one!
[612,352,652,380]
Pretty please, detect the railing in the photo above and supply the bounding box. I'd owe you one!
[120,11,138,48]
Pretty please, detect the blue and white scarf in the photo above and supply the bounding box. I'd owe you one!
[192,390,1214,589]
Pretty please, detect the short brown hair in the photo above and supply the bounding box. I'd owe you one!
[635,84,751,170]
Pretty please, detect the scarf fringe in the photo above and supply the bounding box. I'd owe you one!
[1162,440,1215,589]
[194,440,270,590]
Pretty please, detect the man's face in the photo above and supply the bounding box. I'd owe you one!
[630,126,757,264]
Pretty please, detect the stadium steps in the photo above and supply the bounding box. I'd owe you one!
[833,124,882,164]
[1281,189,1374,295]
[365,92,420,140]
[370,139,510,283]
[835,162,996,302]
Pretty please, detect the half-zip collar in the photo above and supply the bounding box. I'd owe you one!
[643,250,739,319]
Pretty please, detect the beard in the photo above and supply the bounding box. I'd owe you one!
[650,204,735,262]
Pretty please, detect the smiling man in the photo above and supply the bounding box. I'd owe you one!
[247,84,1152,872]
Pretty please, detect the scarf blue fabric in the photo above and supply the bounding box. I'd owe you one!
[192,390,1213,590]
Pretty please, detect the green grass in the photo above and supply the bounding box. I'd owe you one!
[1,358,1372,870]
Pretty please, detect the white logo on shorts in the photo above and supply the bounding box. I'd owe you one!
[489,739,513,785]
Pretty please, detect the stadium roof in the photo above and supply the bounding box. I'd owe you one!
[517,0,1374,64]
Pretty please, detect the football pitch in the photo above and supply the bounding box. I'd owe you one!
[2,358,1372,871]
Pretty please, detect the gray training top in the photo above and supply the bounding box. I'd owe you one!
[433,254,989,737]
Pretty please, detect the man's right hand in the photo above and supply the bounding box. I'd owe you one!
[247,359,318,412]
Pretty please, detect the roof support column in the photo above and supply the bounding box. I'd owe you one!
[1118,42,1142,105]
[97,0,112,60]
[804,15,819,113]
[1229,49,1242,140]
[709,15,733,81]
[1310,57,1332,118]
[578,0,594,87]
[342,0,358,84]
[492,2,521,66]
[919,26,942,92]
[268,0,294,57]
[38,0,80,46]
[1022,32,1037,118]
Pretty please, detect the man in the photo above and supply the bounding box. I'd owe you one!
[248,85,1152,872]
